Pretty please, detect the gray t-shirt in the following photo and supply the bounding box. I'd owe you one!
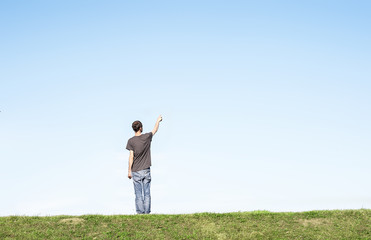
[126,132,153,172]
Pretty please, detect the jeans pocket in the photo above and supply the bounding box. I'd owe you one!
[145,171,151,181]
[132,172,140,182]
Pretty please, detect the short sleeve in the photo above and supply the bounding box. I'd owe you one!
[126,140,133,151]
[148,132,153,142]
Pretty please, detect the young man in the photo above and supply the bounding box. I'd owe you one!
[126,115,162,214]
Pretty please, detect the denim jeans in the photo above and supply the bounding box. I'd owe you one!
[132,168,151,214]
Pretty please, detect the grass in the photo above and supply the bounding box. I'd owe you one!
[0,209,370,239]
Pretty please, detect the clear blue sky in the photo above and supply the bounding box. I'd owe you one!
[1,0,370,216]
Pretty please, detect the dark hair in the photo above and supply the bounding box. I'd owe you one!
[132,120,143,133]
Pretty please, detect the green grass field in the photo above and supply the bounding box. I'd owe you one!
[1,209,370,239]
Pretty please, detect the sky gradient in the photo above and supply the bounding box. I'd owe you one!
[1,0,370,216]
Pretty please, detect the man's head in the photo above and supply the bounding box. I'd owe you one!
[132,120,143,133]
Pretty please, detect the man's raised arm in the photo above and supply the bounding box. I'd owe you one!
[151,115,163,136]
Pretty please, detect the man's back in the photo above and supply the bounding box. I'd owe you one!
[126,132,153,172]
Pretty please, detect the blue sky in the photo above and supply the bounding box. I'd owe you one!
[1,0,370,215]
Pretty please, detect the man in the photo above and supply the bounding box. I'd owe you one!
[126,115,162,214]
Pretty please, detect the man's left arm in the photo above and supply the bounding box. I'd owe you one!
[128,150,134,179]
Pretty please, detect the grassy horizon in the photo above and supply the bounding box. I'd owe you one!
[1,209,370,239]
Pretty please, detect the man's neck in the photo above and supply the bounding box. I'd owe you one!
[135,131,142,136]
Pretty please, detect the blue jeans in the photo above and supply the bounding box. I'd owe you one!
[132,168,151,214]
